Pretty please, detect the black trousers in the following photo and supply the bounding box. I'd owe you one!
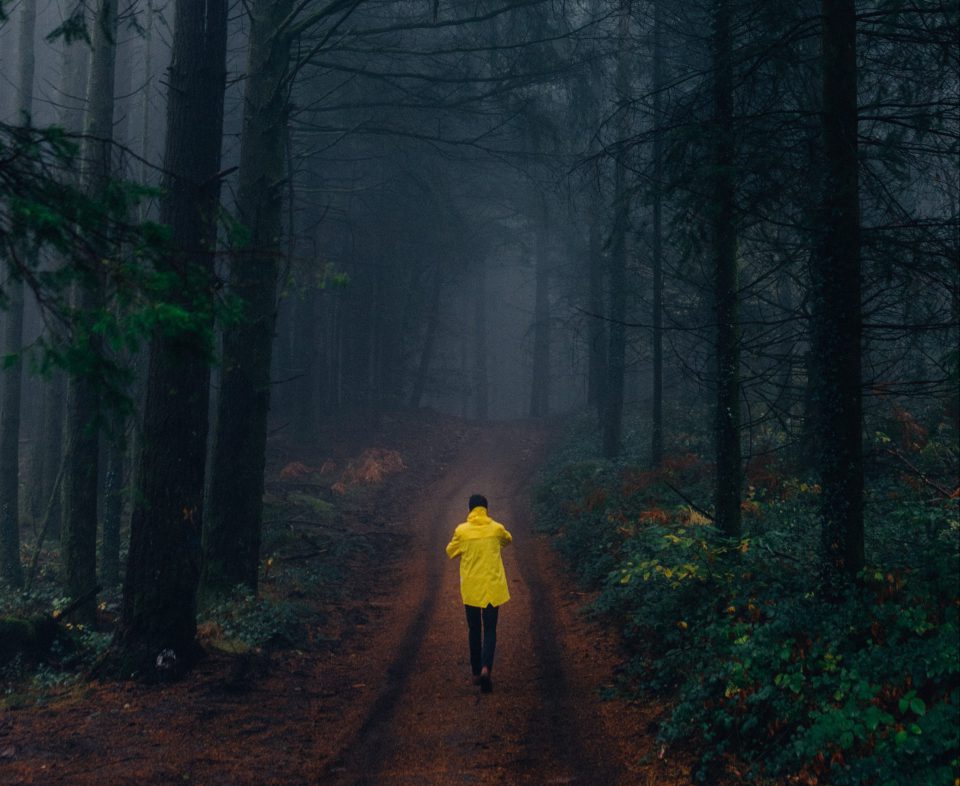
[465,603,499,675]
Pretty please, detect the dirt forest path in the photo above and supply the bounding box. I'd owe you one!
[317,421,677,785]
[1,418,687,786]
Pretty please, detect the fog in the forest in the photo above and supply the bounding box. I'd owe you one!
[0,0,674,426]
[3,0,954,433]
[0,0,956,711]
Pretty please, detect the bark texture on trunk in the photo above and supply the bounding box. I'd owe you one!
[62,0,118,623]
[814,0,863,585]
[409,264,443,409]
[650,0,665,468]
[602,0,630,458]
[27,7,90,536]
[295,291,319,435]
[473,265,489,420]
[586,198,606,416]
[711,0,742,539]
[201,0,295,604]
[114,0,228,676]
[0,276,25,588]
[99,439,123,586]
[0,0,37,588]
[32,372,65,536]
[529,198,551,418]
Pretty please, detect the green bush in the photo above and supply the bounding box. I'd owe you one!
[203,587,307,650]
[535,412,959,785]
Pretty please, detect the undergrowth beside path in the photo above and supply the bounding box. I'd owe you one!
[0,411,469,786]
[535,408,959,786]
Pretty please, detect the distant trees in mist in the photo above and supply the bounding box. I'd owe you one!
[0,0,956,672]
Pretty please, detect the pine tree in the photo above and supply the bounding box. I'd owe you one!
[113,0,229,676]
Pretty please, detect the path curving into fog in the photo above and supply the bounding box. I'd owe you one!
[0,417,686,786]
[321,422,624,785]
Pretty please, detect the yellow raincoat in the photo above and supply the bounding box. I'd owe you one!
[445,506,513,607]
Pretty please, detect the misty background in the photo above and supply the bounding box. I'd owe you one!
[0,0,956,681]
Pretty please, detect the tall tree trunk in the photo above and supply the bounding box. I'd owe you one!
[137,0,157,222]
[799,132,825,471]
[814,0,863,585]
[529,196,551,418]
[99,439,123,586]
[586,195,607,416]
[271,297,293,422]
[343,270,373,407]
[0,0,37,588]
[201,0,294,604]
[370,246,386,409]
[113,0,228,677]
[295,290,318,436]
[13,0,34,126]
[28,12,88,529]
[603,201,627,458]
[33,373,65,537]
[650,0,665,468]
[473,264,489,420]
[0,278,25,588]
[62,0,118,623]
[0,23,8,121]
[711,0,741,539]
[771,269,797,420]
[332,292,343,410]
[602,0,630,458]
[409,264,443,409]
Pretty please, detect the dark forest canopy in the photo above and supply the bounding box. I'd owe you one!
[0,0,956,781]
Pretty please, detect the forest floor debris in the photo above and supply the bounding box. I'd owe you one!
[1,412,692,785]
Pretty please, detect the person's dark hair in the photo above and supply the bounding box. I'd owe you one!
[468,494,488,510]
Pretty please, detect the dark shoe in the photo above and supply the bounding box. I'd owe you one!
[479,666,493,693]
[471,673,482,686]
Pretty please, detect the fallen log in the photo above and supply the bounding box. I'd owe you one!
[0,585,102,662]
[0,616,59,660]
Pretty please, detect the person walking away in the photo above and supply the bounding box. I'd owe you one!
[445,494,512,693]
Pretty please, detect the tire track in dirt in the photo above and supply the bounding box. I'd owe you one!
[321,422,625,785]
[0,415,685,786]
[320,456,450,783]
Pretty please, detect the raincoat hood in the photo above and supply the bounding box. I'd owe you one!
[467,505,490,522]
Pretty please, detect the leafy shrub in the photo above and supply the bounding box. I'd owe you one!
[202,587,307,650]
[536,411,959,785]
[1,619,111,703]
